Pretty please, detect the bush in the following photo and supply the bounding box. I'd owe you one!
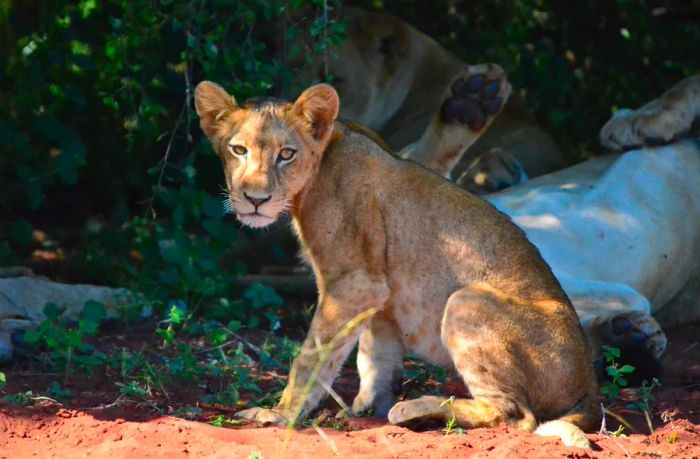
[2,0,698,323]
[365,0,700,157]
[0,0,342,325]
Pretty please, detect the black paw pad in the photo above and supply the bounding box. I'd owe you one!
[481,80,500,98]
[441,71,505,131]
[465,75,485,93]
[483,97,503,115]
[441,97,486,130]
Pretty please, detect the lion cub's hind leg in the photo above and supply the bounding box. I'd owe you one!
[388,284,594,449]
[388,285,537,432]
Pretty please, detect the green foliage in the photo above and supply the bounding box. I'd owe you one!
[115,380,150,399]
[1,0,342,330]
[2,390,35,406]
[46,381,72,403]
[629,377,661,434]
[0,372,6,390]
[209,415,246,427]
[365,0,700,158]
[600,345,636,399]
[22,301,108,373]
[440,396,465,435]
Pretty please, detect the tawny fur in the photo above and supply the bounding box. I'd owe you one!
[195,81,599,448]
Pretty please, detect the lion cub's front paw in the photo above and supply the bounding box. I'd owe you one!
[235,406,290,425]
[351,389,396,418]
[440,64,512,131]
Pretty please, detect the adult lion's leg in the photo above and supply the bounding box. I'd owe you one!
[401,64,512,178]
[600,75,700,150]
[351,311,404,417]
[559,277,666,382]
[455,148,528,194]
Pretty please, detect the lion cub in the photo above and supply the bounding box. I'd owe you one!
[194,80,598,448]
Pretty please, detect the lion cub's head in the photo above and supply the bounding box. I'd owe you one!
[194,82,340,228]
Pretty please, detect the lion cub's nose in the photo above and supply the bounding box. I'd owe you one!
[244,192,271,208]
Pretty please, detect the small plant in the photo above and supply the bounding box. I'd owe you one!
[3,391,35,406]
[156,301,188,346]
[116,381,150,399]
[628,377,661,434]
[600,345,635,399]
[208,415,245,428]
[46,382,72,403]
[608,424,626,437]
[440,396,465,435]
[22,301,108,375]
[0,372,6,391]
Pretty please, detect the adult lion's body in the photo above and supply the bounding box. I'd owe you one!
[195,81,598,448]
[294,7,567,182]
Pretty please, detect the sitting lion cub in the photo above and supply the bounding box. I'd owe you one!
[194,79,598,448]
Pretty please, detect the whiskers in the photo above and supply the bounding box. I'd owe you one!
[220,188,235,215]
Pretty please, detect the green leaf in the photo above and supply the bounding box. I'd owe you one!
[81,300,106,323]
[78,320,100,336]
[22,331,42,346]
[227,320,242,332]
[208,330,227,346]
[43,303,62,321]
[155,328,174,342]
[619,364,636,374]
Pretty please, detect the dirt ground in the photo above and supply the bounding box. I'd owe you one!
[1,324,699,458]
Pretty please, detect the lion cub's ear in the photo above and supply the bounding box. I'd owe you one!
[194,81,238,137]
[292,84,340,143]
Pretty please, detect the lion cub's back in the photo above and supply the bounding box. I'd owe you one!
[373,155,566,302]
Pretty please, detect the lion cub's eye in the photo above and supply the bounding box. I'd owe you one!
[229,144,247,157]
[278,148,297,163]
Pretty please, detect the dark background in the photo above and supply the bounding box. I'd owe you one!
[1,0,699,327]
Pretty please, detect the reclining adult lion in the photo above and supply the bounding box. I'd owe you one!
[284,8,700,369]
[287,7,567,187]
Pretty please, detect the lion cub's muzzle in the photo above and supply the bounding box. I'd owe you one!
[230,190,286,229]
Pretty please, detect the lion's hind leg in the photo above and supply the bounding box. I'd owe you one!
[388,394,513,428]
[388,284,595,448]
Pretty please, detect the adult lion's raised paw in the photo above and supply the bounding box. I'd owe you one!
[235,407,290,425]
[599,75,700,150]
[440,64,512,131]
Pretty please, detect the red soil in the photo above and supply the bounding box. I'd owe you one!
[0,404,698,458]
[1,325,699,458]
